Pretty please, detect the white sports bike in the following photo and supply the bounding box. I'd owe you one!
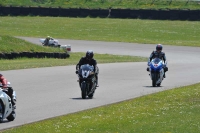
[39,38,61,47]
[0,82,16,123]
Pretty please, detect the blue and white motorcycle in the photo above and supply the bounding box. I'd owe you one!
[147,58,167,87]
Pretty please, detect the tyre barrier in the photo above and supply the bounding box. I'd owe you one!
[0,52,70,59]
[0,6,199,21]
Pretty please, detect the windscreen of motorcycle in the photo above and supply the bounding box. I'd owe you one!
[151,58,163,71]
[80,64,94,78]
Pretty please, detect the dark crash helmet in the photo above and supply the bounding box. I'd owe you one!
[156,44,163,51]
[86,50,94,60]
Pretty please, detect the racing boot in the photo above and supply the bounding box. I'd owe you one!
[96,75,99,87]
[8,88,16,110]
[12,91,17,110]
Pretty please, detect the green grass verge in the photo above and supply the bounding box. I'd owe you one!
[0,52,147,71]
[1,17,200,47]
[2,83,200,133]
[0,0,199,9]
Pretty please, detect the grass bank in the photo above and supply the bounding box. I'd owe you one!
[0,35,64,53]
[2,82,200,133]
[1,17,200,47]
[0,0,199,9]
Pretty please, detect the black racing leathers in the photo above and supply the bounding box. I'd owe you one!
[76,57,99,85]
[76,57,97,71]
[148,51,166,63]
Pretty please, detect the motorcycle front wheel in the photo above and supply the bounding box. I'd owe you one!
[0,101,4,123]
[152,80,156,87]
[7,111,16,121]
[81,82,87,99]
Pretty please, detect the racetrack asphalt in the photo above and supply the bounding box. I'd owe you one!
[1,37,200,130]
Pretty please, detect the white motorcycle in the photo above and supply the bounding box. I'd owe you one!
[0,82,16,123]
[39,38,61,47]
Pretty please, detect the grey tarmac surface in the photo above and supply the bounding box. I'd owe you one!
[1,37,200,130]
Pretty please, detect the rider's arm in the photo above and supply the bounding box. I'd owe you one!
[162,52,166,63]
[148,51,154,65]
[93,59,97,72]
[76,57,84,70]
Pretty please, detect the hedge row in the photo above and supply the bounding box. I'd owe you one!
[0,52,70,59]
[0,6,200,20]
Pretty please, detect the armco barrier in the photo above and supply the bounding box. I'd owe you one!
[0,6,199,20]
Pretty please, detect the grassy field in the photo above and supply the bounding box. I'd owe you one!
[0,0,199,9]
[1,17,200,47]
[2,83,200,133]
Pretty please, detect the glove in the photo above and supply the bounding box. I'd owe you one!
[75,70,78,74]
[2,85,7,88]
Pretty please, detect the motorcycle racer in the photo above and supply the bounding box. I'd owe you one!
[76,50,99,87]
[0,74,16,111]
[43,36,52,46]
[147,44,168,78]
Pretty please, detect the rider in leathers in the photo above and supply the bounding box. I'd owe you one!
[76,50,99,87]
[0,74,16,111]
[147,44,168,78]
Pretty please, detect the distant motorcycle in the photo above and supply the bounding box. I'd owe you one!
[39,38,61,47]
[0,82,16,123]
[76,64,97,99]
[147,58,167,87]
